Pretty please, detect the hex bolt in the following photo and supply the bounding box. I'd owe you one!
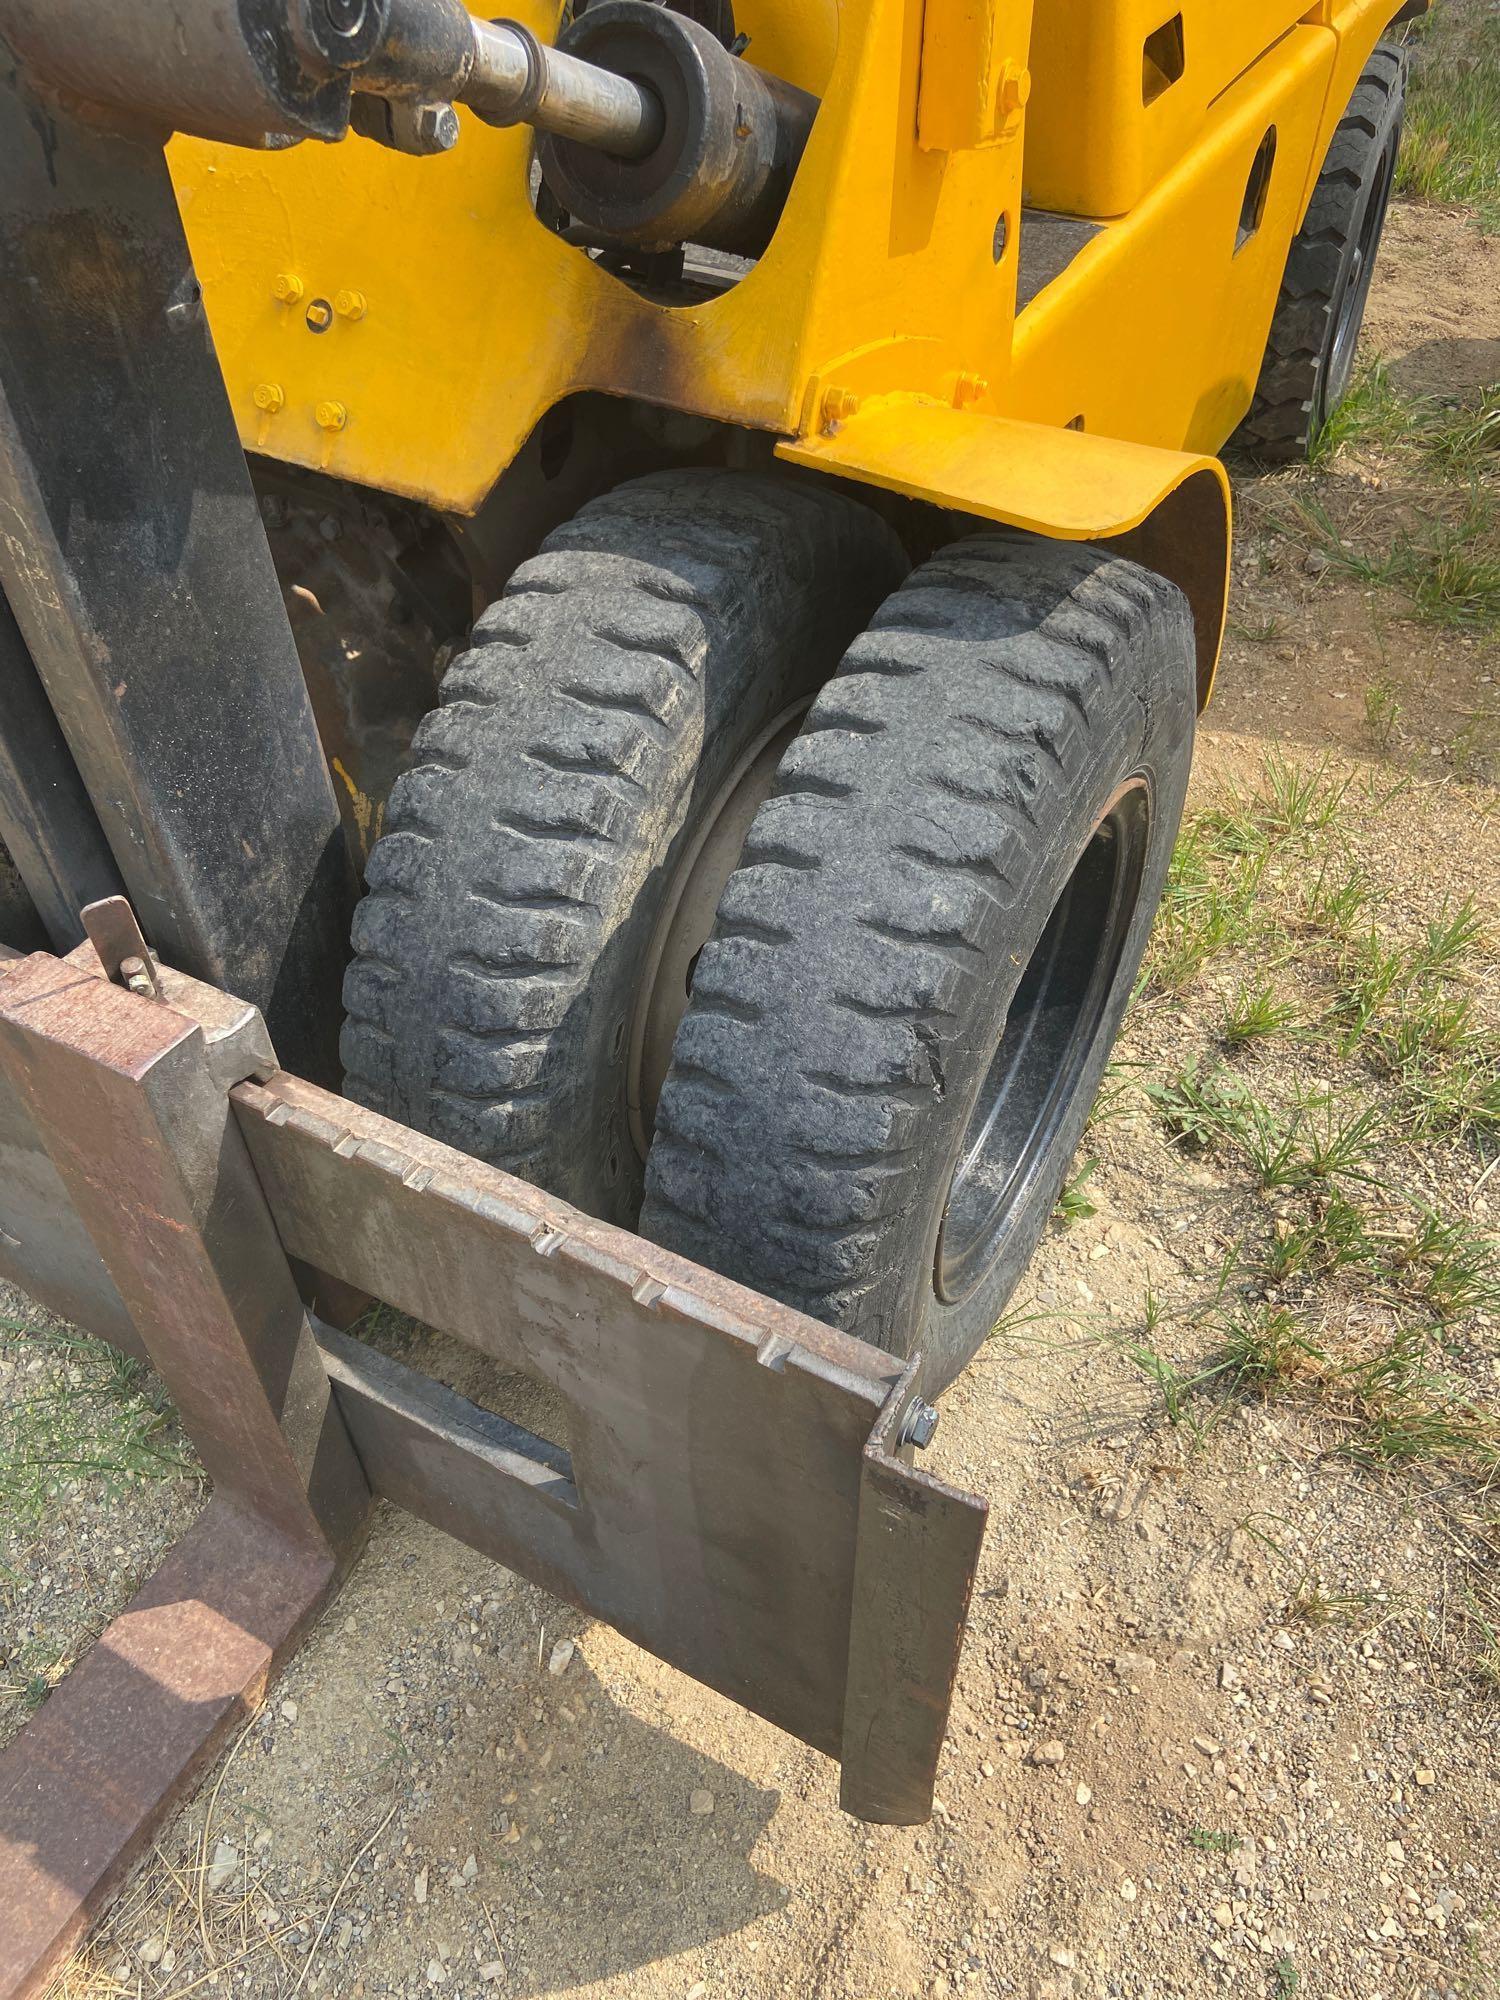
[334,289,368,321]
[416,103,461,152]
[997,61,1032,118]
[253,382,286,414]
[315,400,348,432]
[118,956,155,997]
[900,1399,940,1450]
[272,272,305,305]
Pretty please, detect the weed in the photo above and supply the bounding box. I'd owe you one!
[1461,1585,1500,1691]
[1223,980,1298,1048]
[1416,896,1485,977]
[1150,1065,1384,1191]
[1338,1324,1500,1476]
[1422,383,1500,474]
[1398,8,1500,232]
[1261,1191,1377,1286]
[1219,1304,1327,1391]
[1056,1157,1101,1224]
[1405,1034,1500,1143]
[1301,861,1373,940]
[1310,358,1408,465]
[1292,489,1500,631]
[1273,1954,1301,1999]
[1186,1827,1238,1855]
[1230,614,1285,643]
[1364,675,1402,750]
[1290,1582,1378,1627]
[0,1318,195,1522]
[1388,1211,1500,1320]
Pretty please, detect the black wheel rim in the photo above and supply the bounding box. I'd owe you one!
[1325,128,1399,414]
[935,781,1151,1306]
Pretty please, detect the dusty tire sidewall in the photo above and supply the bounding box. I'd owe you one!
[903,676,1193,1393]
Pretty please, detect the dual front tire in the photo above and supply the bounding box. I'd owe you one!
[343,472,1196,1389]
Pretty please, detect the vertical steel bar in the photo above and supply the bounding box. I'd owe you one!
[0,82,350,1079]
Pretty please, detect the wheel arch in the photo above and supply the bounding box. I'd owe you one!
[777,402,1230,709]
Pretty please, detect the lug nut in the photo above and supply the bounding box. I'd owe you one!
[315,400,348,432]
[253,382,285,414]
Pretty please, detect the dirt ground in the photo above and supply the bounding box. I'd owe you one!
[3,176,1498,2000]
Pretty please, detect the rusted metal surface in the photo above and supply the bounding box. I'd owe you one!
[0,954,369,1558]
[80,894,162,996]
[840,1360,988,1823]
[0,934,984,2000]
[0,947,142,1356]
[0,1500,335,2000]
[0,949,371,2000]
[233,1070,988,1802]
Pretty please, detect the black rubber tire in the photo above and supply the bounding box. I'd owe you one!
[640,536,1196,1394]
[340,469,907,1223]
[1235,42,1406,462]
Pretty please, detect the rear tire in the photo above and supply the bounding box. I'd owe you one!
[641,536,1196,1393]
[1235,42,1406,462]
[340,470,907,1224]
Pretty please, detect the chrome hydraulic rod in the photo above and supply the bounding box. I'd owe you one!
[464,18,664,159]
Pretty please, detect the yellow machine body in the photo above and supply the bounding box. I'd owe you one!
[168,0,1406,704]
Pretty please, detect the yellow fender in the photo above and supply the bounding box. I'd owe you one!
[780,398,1230,708]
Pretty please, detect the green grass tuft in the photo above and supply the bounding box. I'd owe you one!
[1398,6,1500,233]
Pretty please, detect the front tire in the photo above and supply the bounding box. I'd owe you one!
[641,536,1197,1393]
[1236,42,1406,462]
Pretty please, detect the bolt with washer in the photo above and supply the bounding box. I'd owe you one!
[900,1399,940,1449]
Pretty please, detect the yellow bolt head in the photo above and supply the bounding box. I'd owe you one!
[252,381,285,414]
[334,289,367,321]
[998,61,1032,118]
[315,400,348,432]
[272,272,304,305]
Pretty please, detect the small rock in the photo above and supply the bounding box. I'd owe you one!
[690,1788,715,1816]
[1212,1903,1233,1929]
[336,1918,353,1952]
[1219,1663,1240,1690]
[1075,1783,1092,1806]
[426,1959,448,1985]
[280,1698,299,1723]
[414,1864,429,1905]
[206,1838,238,1893]
[138,1939,165,1967]
[1119,1878,1138,1903]
[686,1985,708,2000]
[479,1963,506,1983]
[461,1854,478,1882]
[1113,1652,1157,1682]
[1414,1767,1437,1788]
[1048,1945,1077,1969]
[547,1638,575,1677]
[1033,1741,1067,1767]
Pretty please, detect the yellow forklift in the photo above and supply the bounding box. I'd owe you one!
[0,0,1414,1988]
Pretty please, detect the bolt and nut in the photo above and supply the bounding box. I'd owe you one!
[900,1399,940,1450]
